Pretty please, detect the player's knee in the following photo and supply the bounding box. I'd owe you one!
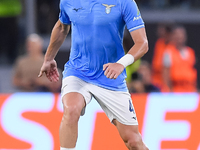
[62,104,81,124]
[127,136,142,149]
[128,138,149,150]
[124,133,148,150]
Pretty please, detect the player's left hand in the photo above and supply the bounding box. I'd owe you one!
[103,63,124,79]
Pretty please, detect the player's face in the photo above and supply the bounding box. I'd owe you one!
[172,28,187,47]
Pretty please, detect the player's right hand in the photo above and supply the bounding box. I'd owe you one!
[38,59,59,82]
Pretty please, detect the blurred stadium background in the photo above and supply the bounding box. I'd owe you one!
[0,0,200,150]
[1,0,200,92]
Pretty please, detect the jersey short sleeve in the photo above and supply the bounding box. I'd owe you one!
[121,0,144,32]
[59,2,71,25]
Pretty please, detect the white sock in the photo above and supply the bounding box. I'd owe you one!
[60,147,76,150]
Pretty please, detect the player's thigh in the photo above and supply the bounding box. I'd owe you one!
[61,76,92,116]
[90,86,137,125]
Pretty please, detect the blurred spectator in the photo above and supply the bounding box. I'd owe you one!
[0,0,22,64]
[151,22,174,92]
[162,25,197,92]
[129,61,160,93]
[12,34,62,92]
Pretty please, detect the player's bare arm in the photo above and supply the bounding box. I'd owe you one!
[38,20,70,82]
[127,27,148,60]
[103,27,148,79]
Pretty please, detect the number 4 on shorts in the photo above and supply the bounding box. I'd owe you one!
[129,99,135,114]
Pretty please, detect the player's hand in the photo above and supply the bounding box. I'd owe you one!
[103,63,124,79]
[38,59,59,82]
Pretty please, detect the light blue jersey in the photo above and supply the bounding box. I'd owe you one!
[59,0,144,92]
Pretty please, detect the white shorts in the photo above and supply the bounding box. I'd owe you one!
[61,76,138,125]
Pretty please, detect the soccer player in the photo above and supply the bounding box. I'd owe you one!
[38,0,149,149]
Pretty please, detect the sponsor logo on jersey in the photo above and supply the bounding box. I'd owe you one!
[133,16,141,21]
[73,7,82,12]
[102,4,115,14]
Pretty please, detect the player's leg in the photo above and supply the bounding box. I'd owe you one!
[59,92,85,149]
[59,76,92,150]
[113,119,148,150]
[89,84,148,150]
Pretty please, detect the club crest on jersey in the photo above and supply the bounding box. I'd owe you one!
[102,4,115,14]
